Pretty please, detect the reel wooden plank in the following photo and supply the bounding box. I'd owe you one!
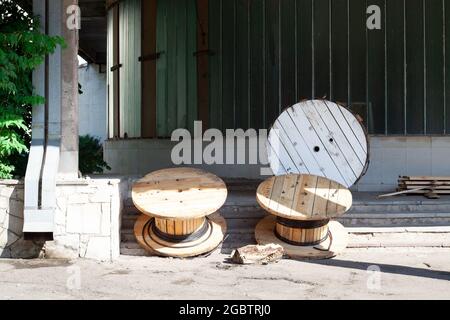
[255,217,348,260]
[134,212,227,258]
[256,174,352,220]
[267,100,369,188]
[132,167,228,219]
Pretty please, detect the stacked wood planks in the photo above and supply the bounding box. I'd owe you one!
[398,176,450,198]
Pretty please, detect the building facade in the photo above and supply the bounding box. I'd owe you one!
[104,0,450,191]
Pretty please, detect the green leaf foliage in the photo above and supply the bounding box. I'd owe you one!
[0,0,65,178]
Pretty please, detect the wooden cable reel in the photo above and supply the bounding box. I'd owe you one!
[266,100,369,188]
[255,174,352,259]
[256,100,365,259]
[132,167,228,258]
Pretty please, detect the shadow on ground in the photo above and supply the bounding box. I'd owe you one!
[302,258,450,281]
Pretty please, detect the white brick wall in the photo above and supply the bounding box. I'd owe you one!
[0,178,127,261]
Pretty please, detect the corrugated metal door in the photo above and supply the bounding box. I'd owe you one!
[119,0,142,138]
[156,0,198,137]
[107,8,115,139]
[209,0,450,135]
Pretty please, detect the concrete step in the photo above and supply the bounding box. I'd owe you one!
[349,204,450,213]
[120,247,152,256]
[120,230,450,257]
[121,226,450,256]
[122,209,450,229]
[348,231,450,248]
[338,212,450,227]
[124,191,450,213]
[121,189,450,237]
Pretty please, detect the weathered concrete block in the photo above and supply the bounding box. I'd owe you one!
[0,208,7,225]
[0,187,14,198]
[54,210,66,236]
[0,196,9,210]
[66,203,102,234]
[56,197,68,213]
[84,236,111,261]
[67,193,89,204]
[0,178,126,261]
[101,205,111,236]
[76,185,98,194]
[45,234,79,259]
[89,189,112,203]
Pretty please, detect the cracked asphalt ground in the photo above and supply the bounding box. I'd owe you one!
[0,248,449,300]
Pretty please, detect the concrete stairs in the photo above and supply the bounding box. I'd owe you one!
[120,180,450,256]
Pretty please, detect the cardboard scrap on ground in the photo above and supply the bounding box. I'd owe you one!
[230,244,284,265]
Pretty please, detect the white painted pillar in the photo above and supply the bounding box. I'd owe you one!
[24,0,80,236]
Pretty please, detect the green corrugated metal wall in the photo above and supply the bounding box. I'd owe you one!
[119,0,142,138]
[209,0,450,135]
[156,0,198,137]
[107,9,114,139]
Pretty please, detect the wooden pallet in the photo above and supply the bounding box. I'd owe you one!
[397,176,450,198]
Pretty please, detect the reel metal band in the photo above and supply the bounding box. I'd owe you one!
[150,218,210,244]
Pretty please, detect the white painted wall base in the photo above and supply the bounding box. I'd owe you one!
[0,178,127,261]
[104,136,450,192]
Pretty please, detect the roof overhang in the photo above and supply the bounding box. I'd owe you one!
[78,0,107,65]
[21,0,107,65]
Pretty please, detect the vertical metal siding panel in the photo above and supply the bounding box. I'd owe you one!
[405,0,425,134]
[446,0,450,133]
[155,0,197,136]
[209,0,222,130]
[221,0,236,129]
[141,0,157,138]
[236,0,250,130]
[249,0,264,129]
[156,0,168,136]
[125,1,131,136]
[265,0,280,127]
[166,0,178,134]
[134,0,142,137]
[313,0,330,99]
[176,1,188,129]
[107,10,114,138]
[137,0,142,136]
[187,0,198,134]
[425,0,445,134]
[348,0,367,124]
[119,2,125,137]
[331,0,348,106]
[126,1,132,136]
[367,0,386,134]
[280,0,296,110]
[118,0,142,138]
[297,0,313,100]
[386,0,405,134]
